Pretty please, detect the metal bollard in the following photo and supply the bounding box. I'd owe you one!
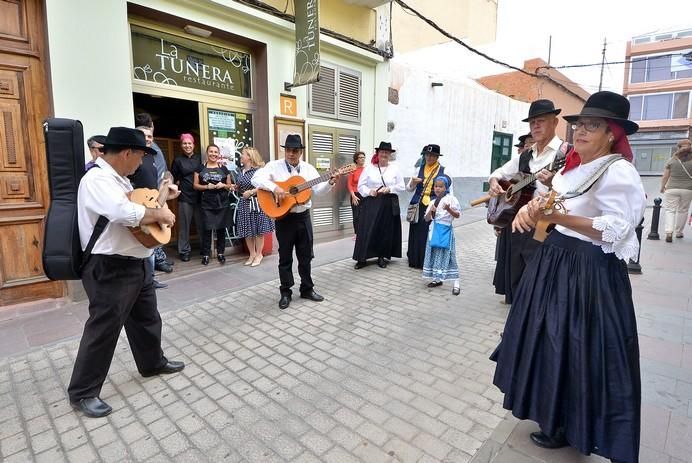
[627,217,644,274]
[647,197,662,240]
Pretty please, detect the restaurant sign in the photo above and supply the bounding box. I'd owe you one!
[131,25,252,98]
[291,0,320,88]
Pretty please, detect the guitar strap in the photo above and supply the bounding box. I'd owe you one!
[562,155,624,199]
[80,215,109,272]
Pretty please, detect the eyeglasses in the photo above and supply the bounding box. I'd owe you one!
[571,120,603,132]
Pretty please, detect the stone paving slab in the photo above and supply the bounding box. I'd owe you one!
[1,211,691,462]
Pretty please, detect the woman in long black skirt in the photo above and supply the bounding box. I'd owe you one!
[353,142,405,269]
[491,91,645,463]
[406,144,445,268]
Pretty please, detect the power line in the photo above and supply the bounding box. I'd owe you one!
[392,0,539,77]
[538,52,688,71]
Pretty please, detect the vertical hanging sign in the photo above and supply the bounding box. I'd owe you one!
[292,0,320,88]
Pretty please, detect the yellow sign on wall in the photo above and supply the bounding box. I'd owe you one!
[280,94,297,117]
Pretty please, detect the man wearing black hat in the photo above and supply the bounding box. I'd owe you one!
[68,127,185,418]
[489,99,568,304]
[514,133,533,155]
[252,134,340,310]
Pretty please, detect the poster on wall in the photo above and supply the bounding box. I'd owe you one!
[274,117,306,161]
[207,108,253,170]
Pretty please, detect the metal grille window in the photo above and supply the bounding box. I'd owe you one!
[309,63,361,123]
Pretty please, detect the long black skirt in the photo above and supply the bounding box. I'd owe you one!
[406,205,430,268]
[491,231,641,463]
[353,194,402,261]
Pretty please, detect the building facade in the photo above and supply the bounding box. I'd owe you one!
[1,0,390,306]
[622,28,692,174]
[477,58,591,142]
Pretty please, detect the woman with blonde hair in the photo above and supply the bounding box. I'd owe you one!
[236,146,275,266]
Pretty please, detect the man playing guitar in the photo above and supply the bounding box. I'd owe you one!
[488,100,566,304]
[252,134,340,310]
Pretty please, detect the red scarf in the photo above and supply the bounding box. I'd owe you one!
[561,120,633,174]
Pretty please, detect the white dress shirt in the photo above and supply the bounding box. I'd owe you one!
[357,162,406,197]
[78,157,150,258]
[251,159,332,213]
[551,155,646,262]
[490,135,564,196]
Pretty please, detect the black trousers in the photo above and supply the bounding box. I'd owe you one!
[275,211,314,296]
[351,193,362,233]
[201,228,226,256]
[68,255,166,401]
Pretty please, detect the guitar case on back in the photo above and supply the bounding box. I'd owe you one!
[42,118,87,280]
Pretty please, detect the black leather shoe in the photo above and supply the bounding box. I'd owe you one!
[377,257,387,268]
[279,294,291,310]
[141,360,185,378]
[165,259,175,266]
[201,255,210,265]
[530,431,568,449]
[71,397,112,418]
[217,254,226,264]
[354,261,367,269]
[180,253,190,262]
[427,280,443,288]
[300,290,324,302]
[155,262,173,273]
[153,280,168,289]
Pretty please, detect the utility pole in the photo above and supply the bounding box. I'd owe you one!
[598,37,607,91]
[548,35,552,65]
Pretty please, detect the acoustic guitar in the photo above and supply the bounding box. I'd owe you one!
[258,164,357,219]
[129,172,174,248]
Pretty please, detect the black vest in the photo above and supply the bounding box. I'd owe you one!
[518,149,533,174]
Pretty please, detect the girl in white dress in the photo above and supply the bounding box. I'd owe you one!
[422,175,461,295]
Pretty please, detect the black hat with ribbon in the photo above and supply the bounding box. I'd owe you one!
[563,91,639,135]
[100,127,156,155]
[522,99,562,122]
[281,134,305,149]
[375,141,396,152]
[422,144,443,156]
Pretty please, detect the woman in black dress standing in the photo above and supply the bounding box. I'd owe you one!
[353,142,405,269]
[406,144,444,268]
[491,91,645,463]
[235,147,275,267]
[193,144,234,265]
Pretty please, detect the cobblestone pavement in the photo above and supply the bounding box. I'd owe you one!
[1,215,691,462]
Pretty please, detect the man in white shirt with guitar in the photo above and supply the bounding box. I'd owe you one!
[68,127,185,418]
[488,100,570,304]
[252,134,344,310]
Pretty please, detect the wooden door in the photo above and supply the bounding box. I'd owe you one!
[0,0,60,306]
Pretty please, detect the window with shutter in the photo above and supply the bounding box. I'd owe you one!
[309,63,361,123]
[337,69,361,122]
[309,65,337,118]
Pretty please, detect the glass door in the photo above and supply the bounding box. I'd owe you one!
[199,103,255,172]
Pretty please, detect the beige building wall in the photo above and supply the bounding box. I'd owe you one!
[391,0,497,54]
[263,0,376,44]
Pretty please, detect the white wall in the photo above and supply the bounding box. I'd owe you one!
[45,0,134,147]
[45,0,386,161]
[387,61,529,178]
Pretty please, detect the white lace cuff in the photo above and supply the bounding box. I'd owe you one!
[592,215,639,261]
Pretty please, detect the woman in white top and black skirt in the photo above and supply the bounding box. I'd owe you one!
[353,142,405,269]
[491,91,645,463]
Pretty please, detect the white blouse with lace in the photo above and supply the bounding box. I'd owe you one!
[551,154,646,262]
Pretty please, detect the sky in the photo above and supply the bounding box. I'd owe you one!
[467,0,692,93]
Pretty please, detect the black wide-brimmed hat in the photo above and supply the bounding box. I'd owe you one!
[100,127,156,155]
[375,141,396,152]
[522,99,561,122]
[422,144,443,156]
[563,91,639,135]
[514,133,531,147]
[281,134,305,149]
